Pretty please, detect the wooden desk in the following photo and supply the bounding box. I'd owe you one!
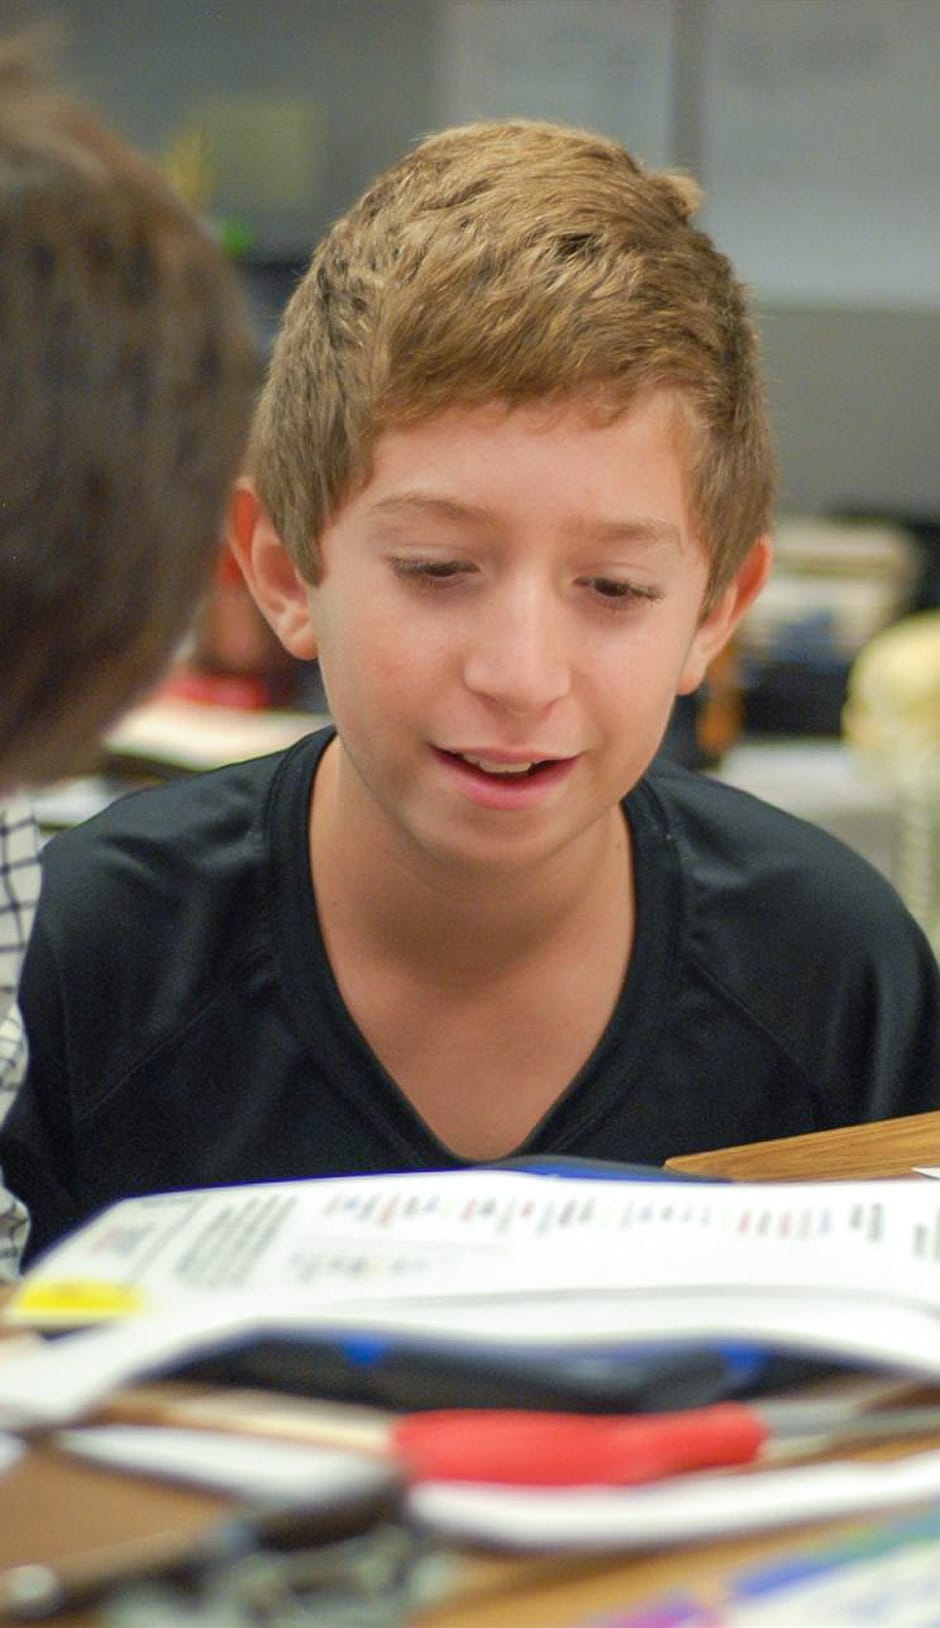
[3,1436,935,1628]
[666,1107,940,1182]
[5,1115,940,1628]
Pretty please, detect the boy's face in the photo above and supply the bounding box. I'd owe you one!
[249,390,768,875]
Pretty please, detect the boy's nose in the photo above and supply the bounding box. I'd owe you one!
[462,581,571,714]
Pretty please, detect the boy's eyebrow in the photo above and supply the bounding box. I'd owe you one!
[575,517,685,551]
[367,494,490,528]
[367,493,685,549]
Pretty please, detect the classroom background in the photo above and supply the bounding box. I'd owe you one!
[4,0,939,948]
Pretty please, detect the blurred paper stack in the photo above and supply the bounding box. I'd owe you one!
[739,517,921,736]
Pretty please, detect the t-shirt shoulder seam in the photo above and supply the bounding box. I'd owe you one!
[686,945,824,1123]
[72,940,268,1130]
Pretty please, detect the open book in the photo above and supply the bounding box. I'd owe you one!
[4,1167,940,1431]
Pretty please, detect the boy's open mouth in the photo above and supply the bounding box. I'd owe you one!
[439,750,561,781]
[461,753,544,776]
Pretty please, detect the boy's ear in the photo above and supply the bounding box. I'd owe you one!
[677,535,773,695]
[227,479,319,661]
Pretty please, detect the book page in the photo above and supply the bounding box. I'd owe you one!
[11,1169,940,1326]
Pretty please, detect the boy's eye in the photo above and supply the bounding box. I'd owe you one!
[581,576,662,607]
[390,557,472,585]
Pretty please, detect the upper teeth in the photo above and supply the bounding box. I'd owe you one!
[463,755,534,775]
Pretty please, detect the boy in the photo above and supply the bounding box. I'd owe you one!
[0,38,257,1271]
[5,120,939,1268]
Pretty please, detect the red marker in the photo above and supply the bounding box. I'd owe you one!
[392,1400,940,1486]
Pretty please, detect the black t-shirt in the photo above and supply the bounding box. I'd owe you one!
[5,726,939,1265]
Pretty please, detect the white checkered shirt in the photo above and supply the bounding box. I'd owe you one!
[0,797,38,1275]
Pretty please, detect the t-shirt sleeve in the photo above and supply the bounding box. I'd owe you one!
[816,885,940,1127]
[649,762,940,1134]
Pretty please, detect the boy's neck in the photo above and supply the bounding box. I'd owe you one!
[309,736,633,980]
[307,737,635,1158]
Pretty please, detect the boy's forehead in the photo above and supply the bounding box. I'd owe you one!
[357,390,694,514]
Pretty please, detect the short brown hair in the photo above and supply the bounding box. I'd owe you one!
[250,118,775,597]
[0,38,258,791]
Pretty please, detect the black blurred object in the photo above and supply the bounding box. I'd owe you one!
[659,693,714,769]
[741,655,849,738]
[178,1334,743,1414]
[175,1329,850,1418]
[739,604,850,739]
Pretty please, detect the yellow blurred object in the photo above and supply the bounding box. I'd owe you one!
[844,611,940,765]
[192,94,321,214]
[844,611,940,957]
[162,126,215,214]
